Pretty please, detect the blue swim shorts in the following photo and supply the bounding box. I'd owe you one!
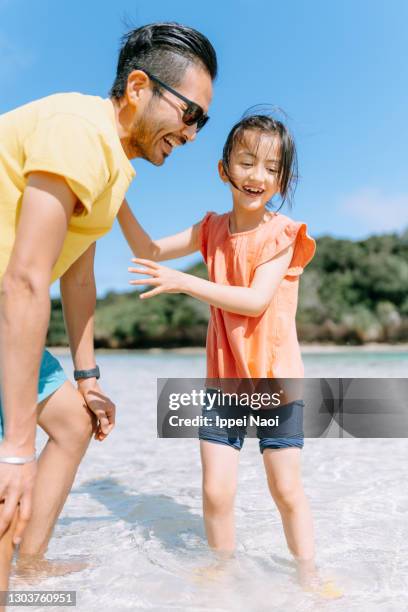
[198,389,304,452]
[0,349,67,440]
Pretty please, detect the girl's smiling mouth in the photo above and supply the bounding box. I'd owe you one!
[242,185,265,196]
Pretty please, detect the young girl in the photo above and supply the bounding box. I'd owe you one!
[119,114,341,598]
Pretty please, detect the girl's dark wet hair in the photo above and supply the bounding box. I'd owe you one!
[110,22,217,99]
[222,113,298,210]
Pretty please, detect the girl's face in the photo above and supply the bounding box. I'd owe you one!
[219,130,282,211]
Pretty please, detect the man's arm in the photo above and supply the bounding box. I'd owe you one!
[60,243,97,372]
[118,199,201,261]
[60,244,115,441]
[128,246,294,317]
[0,171,77,541]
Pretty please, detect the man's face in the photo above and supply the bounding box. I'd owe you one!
[129,64,213,165]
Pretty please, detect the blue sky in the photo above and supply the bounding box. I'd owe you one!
[1,0,407,296]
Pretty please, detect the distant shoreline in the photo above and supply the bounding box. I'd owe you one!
[48,343,408,356]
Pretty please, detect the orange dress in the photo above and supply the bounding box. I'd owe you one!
[199,211,316,378]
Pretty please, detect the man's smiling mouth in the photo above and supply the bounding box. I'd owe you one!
[163,135,184,149]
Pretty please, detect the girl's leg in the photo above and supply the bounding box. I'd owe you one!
[262,448,315,581]
[200,441,240,553]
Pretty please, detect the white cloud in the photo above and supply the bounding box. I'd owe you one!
[338,188,408,235]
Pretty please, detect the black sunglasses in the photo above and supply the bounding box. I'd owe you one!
[137,68,209,131]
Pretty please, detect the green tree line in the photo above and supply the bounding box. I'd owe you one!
[47,231,408,347]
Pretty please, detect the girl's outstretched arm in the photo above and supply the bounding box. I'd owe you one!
[128,245,294,317]
[118,199,201,261]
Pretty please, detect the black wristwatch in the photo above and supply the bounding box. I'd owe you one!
[73,365,100,381]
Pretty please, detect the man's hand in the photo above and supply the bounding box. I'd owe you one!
[77,380,116,441]
[0,441,36,544]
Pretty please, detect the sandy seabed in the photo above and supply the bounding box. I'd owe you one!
[9,349,408,611]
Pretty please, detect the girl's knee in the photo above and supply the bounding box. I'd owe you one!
[203,480,236,513]
[270,479,303,510]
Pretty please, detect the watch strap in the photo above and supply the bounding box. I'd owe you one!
[74,365,100,381]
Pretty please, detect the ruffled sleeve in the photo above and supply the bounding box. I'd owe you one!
[198,211,216,262]
[255,216,316,276]
[286,222,316,276]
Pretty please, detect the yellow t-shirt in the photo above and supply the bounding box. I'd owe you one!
[0,92,135,283]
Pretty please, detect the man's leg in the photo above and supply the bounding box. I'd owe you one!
[0,505,18,596]
[17,380,96,566]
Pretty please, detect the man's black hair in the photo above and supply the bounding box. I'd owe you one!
[110,22,217,99]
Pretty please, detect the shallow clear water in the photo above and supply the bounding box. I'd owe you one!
[10,350,408,611]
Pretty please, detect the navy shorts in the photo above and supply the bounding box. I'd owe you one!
[198,389,304,452]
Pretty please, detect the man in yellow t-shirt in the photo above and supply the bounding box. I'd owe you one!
[0,22,216,589]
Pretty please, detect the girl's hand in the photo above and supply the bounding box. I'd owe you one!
[128,258,189,299]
